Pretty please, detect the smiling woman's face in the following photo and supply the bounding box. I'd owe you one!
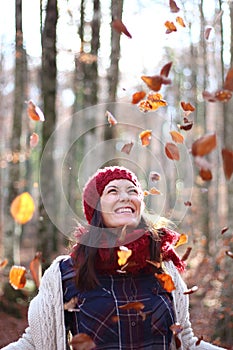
[100,179,144,228]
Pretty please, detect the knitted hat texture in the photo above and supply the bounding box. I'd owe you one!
[82,166,143,224]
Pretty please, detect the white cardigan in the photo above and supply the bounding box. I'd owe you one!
[1,256,226,350]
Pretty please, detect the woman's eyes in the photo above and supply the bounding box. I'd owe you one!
[107,188,138,195]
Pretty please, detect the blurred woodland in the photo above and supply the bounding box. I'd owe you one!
[0,0,233,348]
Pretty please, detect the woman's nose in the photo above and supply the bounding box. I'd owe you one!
[119,191,130,201]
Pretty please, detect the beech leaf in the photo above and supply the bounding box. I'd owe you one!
[222,148,233,180]
[165,142,180,160]
[191,133,217,157]
[111,18,132,38]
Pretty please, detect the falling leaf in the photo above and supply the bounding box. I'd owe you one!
[29,252,42,288]
[121,142,134,154]
[117,246,132,266]
[64,297,78,311]
[131,91,146,104]
[181,247,192,261]
[10,192,35,224]
[155,273,176,292]
[148,187,161,195]
[138,94,167,112]
[221,227,229,235]
[146,259,161,269]
[183,285,198,295]
[176,16,186,27]
[223,67,233,91]
[119,301,145,311]
[169,130,184,144]
[222,148,233,180]
[9,265,27,290]
[199,168,213,181]
[215,90,232,102]
[184,201,192,207]
[205,27,212,40]
[160,62,173,77]
[70,333,96,350]
[111,18,132,38]
[165,21,177,34]
[141,75,171,92]
[191,133,217,157]
[169,0,180,13]
[196,336,204,346]
[170,322,183,336]
[174,233,188,248]
[26,100,45,122]
[0,258,8,269]
[139,130,152,146]
[180,101,195,112]
[165,142,180,160]
[149,171,161,182]
[225,251,233,259]
[202,91,217,102]
[30,132,39,148]
[179,117,193,131]
[105,110,118,126]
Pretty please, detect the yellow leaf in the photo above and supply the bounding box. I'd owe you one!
[10,192,35,224]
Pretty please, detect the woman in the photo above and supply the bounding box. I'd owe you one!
[1,166,226,350]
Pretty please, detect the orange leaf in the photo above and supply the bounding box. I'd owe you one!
[27,100,45,121]
[155,273,176,292]
[119,301,145,311]
[139,130,152,146]
[117,246,132,266]
[215,90,232,102]
[169,130,184,144]
[191,133,217,157]
[148,187,161,195]
[199,168,213,181]
[0,258,8,269]
[29,252,42,288]
[70,333,96,350]
[170,322,183,335]
[165,142,180,160]
[160,62,173,77]
[131,91,146,104]
[9,265,27,290]
[176,16,186,27]
[105,110,118,126]
[111,19,132,38]
[180,101,195,112]
[165,21,177,34]
[169,0,180,13]
[10,192,35,224]
[141,75,171,92]
[222,148,233,180]
[223,67,233,91]
[121,142,134,155]
[30,132,39,148]
[174,233,188,248]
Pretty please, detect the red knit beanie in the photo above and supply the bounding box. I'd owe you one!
[82,166,143,224]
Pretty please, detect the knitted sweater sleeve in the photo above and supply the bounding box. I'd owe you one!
[0,256,68,350]
[164,261,227,350]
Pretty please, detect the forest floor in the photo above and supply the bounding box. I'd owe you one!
[0,250,232,349]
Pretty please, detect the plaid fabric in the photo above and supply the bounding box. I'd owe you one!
[60,257,175,350]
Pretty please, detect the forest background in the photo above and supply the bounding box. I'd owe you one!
[0,0,233,348]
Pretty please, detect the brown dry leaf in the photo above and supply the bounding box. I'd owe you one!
[149,171,161,182]
[165,142,180,160]
[191,133,217,157]
[225,251,233,259]
[179,118,193,131]
[9,265,27,290]
[222,148,233,180]
[131,91,146,104]
[181,247,192,261]
[165,21,177,34]
[30,132,39,148]
[155,273,176,292]
[183,285,198,295]
[160,61,173,77]
[196,336,204,346]
[117,246,132,266]
[29,252,42,288]
[221,226,229,235]
[0,258,8,269]
[174,233,188,248]
[111,18,132,38]
[70,333,96,350]
[223,67,233,91]
[204,27,212,40]
[180,101,195,112]
[141,75,171,92]
[215,90,232,102]
[121,142,134,155]
[139,130,152,146]
[105,110,118,126]
[199,168,213,181]
[169,130,184,144]
[170,322,183,336]
[10,192,35,224]
[184,201,192,207]
[176,16,186,27]
[26,100,45,121]
[119,301,145,311]
[202,91,217,102]
[169,0,180,12]
[138,95,167,112]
